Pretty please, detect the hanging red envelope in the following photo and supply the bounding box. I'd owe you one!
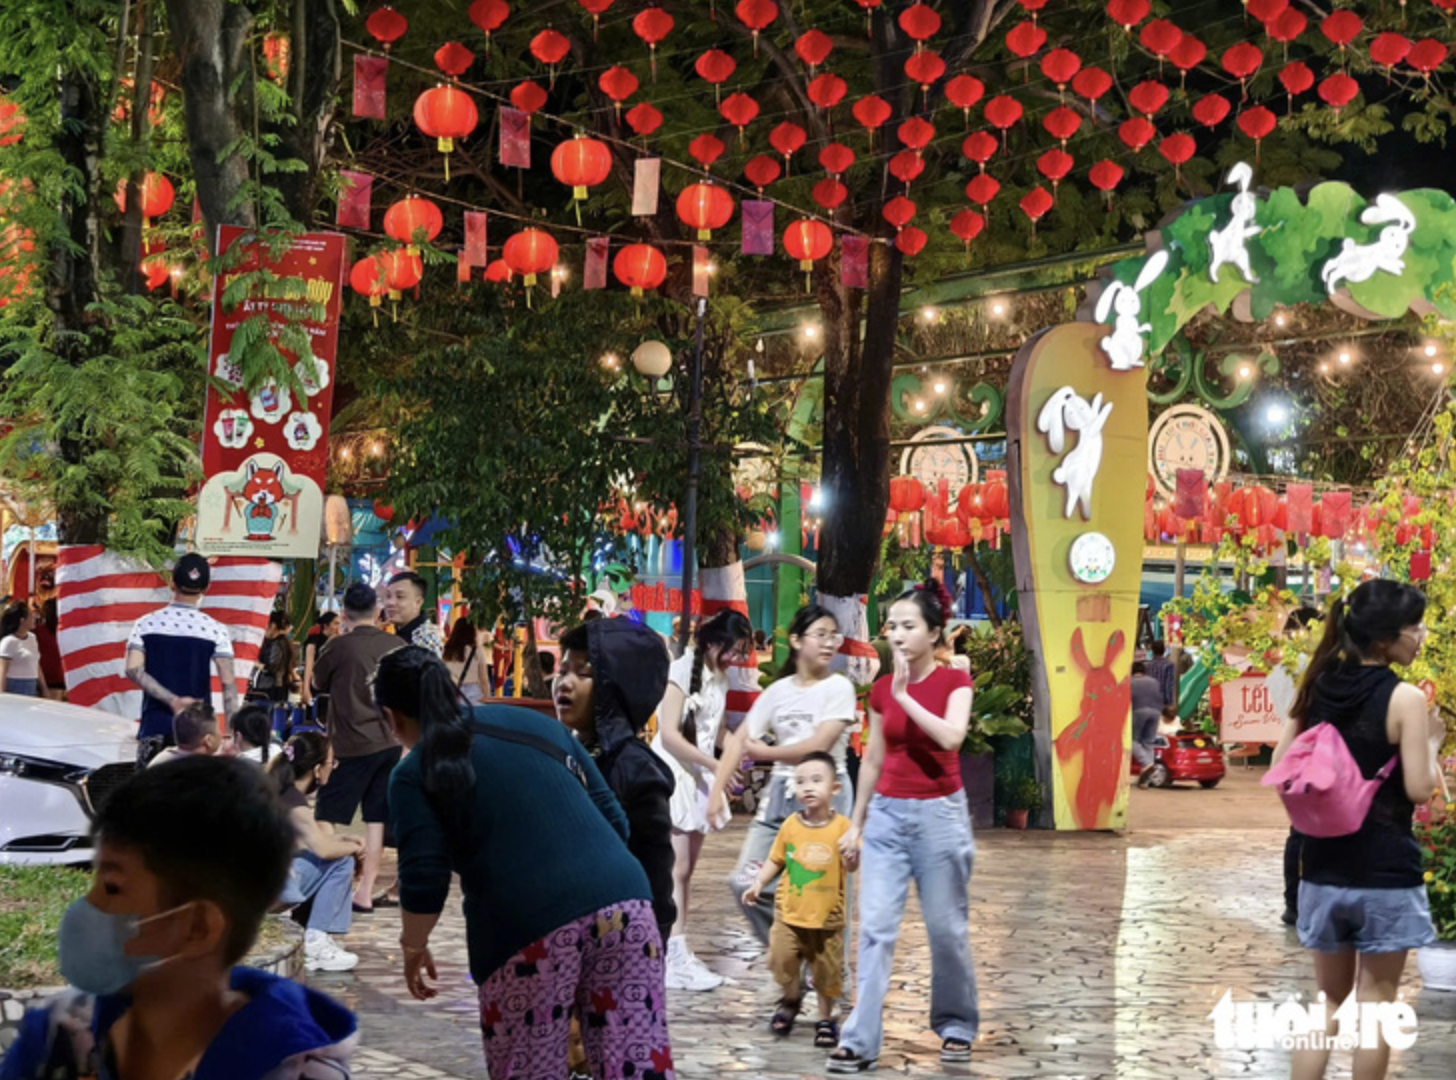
[741,200,774,255]
[585,237,609,290]
[1320,491,1352,539]
[841,235,868,288]
[336,171,372,229]
[464,211,487,267]
[353,56,387,120]
[499,106,530,168]
[632,158,660,216]
[1174,467,1206,520]
[1285,483,1313,535]
[693,245,710,297]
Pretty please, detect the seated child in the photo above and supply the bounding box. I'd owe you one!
[0,755,357,1080]
[741,751,854,1049]
[229,703,280,765]
[148,702,221,768]
[1157,703,1181,740]
[268,732,366,972]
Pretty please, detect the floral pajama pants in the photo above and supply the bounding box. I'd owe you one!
[477,898,674,1080]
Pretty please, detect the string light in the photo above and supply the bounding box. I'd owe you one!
[1423,342,1439,358]
[601,352,620,369]
[933,379,947,394]
[1273,312,1287,328]
[370,441,384,457]
[1338,349,1353,365]
[1238,363,1253,380]
[802,324,818,340]
[988,299,1008,318]
[1434,362,1447,376]
[913,399,926,412]
[1319,362,1331,375]
[921,306,938,323]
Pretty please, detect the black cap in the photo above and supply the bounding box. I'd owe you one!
[172,553,211,593]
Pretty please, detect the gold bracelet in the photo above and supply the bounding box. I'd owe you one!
[399,939,430,956]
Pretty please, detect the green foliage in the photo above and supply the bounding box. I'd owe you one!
[0,864,90,989]
[963,683,1031,756]
[0,293,204,563]
[1007,776,1045,814]
[1416,807,1456,943]
[959,620,1033,754]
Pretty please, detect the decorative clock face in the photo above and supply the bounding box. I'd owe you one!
[901,425,978,498]
[1148,404,1230,499]
[1069,531,1116,584]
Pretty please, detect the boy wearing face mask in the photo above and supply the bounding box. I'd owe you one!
[0,756,358,1080]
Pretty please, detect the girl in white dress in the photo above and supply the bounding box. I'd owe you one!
[653,609,754,991]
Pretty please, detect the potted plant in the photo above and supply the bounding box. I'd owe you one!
[1005,777,1044,830]
[1415,801,1456,991]
[959,683,1031,828]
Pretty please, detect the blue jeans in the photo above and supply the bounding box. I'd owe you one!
[278,851,355,935]
[1131,709,1161,767]
[839,791,978,1058]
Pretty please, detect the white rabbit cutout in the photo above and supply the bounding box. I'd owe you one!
[1036,387,1113,521]
[1208,162,1262,286]
[1095,250,1170,371]
[1321,194,1417,295]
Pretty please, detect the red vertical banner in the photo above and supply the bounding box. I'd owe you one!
[196,228,348,559]
[464,211,488,267]
[353,56,387,120]
[692,245,710,297]
[584,237,609,290]
[841,235,868,288]
[742,200,774,255]
[336,171,372,229]
[499,106,530,168]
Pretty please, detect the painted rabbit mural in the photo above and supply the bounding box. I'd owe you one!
[1053,628,1130,830]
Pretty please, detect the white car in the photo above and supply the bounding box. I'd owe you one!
[0,694,138,864]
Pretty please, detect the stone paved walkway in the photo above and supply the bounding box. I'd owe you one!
[318,769,1456,1079]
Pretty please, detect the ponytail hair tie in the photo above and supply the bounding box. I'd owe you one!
[283,742,296,761]
[917,577,954,620]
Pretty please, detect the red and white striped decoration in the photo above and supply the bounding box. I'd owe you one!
[699,561,759,728]
[56,545,283,722]
[819,592,879,687]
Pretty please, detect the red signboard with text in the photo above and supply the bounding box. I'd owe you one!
[195,228,347,558]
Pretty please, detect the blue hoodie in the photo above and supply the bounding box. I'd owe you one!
[1,967,358,1080]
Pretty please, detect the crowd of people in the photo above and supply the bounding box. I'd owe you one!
[2,566,1448,1080]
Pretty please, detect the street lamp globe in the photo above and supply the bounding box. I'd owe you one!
[632,340,673,377]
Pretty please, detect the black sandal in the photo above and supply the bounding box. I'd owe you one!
[814,1019,840,1048]
[826,1047,877,1073]
[769,998,801,1037]
[941,1037,973,1062]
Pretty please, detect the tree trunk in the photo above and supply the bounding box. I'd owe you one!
[276,0,341,222]
[165,0,256,249]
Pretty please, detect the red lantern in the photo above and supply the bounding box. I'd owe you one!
[820,143,855,176]
[1020,187,1053,225]
[599,66,639,115]
[889,151,925,186]
[373,500,395,523]
[350,256,388,311]
[502,228,558,287]
[551,135,612,199]
[904,50,946,90]
[1221,42,1263,93]
[1318,73,1359,116]
[141,245,172,292]
[689,134,726,168]
[366,6,408,49]
[434,42,474,77]
[966,174,1000,207]
[1072,66,1113,103]
[949,209,985,250]
[625,102,662,137]
[735,0,778,53]
[1089,160,1123,208]
[510,81,548,115]
[1278,63,1313,110]
[262,34,291,83]
[613,243,667,296]
[530,29,570,66]
[1408,40,1448,79]
[1036,149,1073,188]
[1370,34,1411,81]
[383,196,443,255]
[794,29,833,69]
[1320,10,1362,51]
[1118,117,1156,151]
[632,8,674,52]
[676,183,735,240]
[896,226,927,257]
[898,117,935,150]
[469,0,509,47]
[1158,132,1194,180]
[1128,80,1169,118]
[983,95,1023,145]
[807,74,847,110]
[720,91,760,136]
[1192,93,1231,128]
[962,130,998,169]
[113,172,175,224]
[378,248,423,299]
[745,155,782,192]
[484,259,513,284]
[982,477,1009,519]
[577,0,612,39]
[1040,48,1081,90]
[783,219,832,271]
[889,476,926,513]
[1237,105,1276,153]
[414,86,479,178]
[812,179,848,210]
[882,195,916,229]
[1005,22,1047,61]
[1268,8,1307,56]
[1139,19,1181,63]
[853,94,892,133]
[770,122,807,169]
[1043,106,1081,145]
[1106,0,1150,32]
[1168,34,1206,87]
[1246,0,1287,23]
[899,3,941,42]
[695,49,736,101]
[945,75,985,125]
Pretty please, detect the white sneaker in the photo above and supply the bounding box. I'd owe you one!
[663,936,723,991]
[305,930,359,973]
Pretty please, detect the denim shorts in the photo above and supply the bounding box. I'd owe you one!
[1297,881,1435,954]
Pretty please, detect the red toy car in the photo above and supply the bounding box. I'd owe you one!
[1141,731,1226,789]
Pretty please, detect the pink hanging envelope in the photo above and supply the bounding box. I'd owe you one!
[353,56,387,120]
[742,200,774,256]
[499,107,530,169]
[841,235,868,288]
[336,171,372,229]
[464,212,488,267]
[585,237,609,290]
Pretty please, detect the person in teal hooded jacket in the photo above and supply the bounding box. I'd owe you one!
[1,756,358,1080]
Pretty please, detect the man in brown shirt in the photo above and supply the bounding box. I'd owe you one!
[312,582,402,913]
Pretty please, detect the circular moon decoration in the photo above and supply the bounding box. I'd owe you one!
[900,425,979,498]
[1069,531,1117,585]
[1147,403,1230,500]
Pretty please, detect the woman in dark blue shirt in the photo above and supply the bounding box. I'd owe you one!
[377,646,673,1080]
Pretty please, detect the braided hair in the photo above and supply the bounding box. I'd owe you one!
[681,609,753,745]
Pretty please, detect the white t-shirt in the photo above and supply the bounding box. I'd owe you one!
[0,634,40,681]
[745,672,859,778]
[667,649,728,755]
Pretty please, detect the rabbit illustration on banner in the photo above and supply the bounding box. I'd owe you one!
[1053,628,1130,830]
[1036,387,1113,521]
[1207,162,1261,286]
[1094,250,1169,371]
[1321,194,1417,295]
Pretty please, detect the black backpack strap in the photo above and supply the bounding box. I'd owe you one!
[471,720,588,789]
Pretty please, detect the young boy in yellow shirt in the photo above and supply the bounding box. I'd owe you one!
[742,750,856,1048]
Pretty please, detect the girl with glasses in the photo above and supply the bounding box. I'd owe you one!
[651,608,755,991]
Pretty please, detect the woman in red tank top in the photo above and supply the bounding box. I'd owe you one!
[829,580,978,1073]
